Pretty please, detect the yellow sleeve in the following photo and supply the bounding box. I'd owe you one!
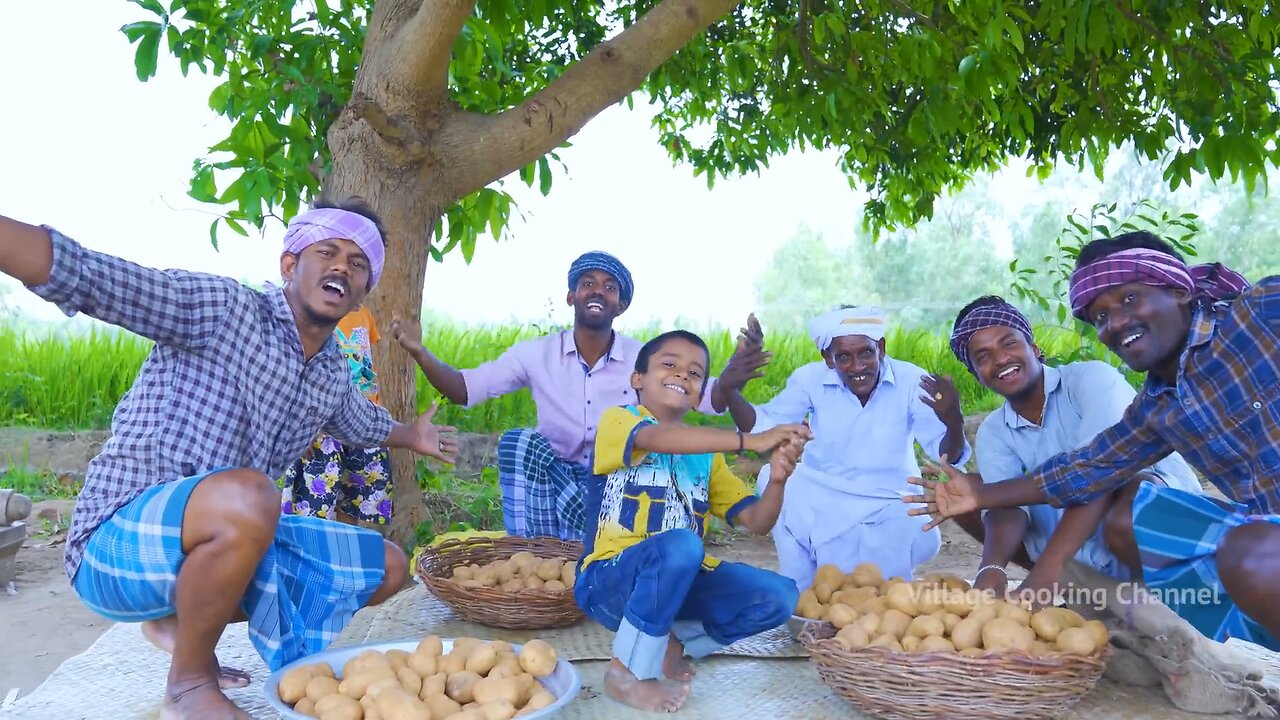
[708,454,758,526]
[592,406,651,475]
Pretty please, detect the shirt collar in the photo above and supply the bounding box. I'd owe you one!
[562,329,626,363]
[1000,363,1058,429]
[267,285,338,359]
[1144,301,1219,398]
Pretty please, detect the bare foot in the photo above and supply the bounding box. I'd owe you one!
[142,618,250,690]
[160,680,252,720]
[604,659,690,713]
[664,635,695,682]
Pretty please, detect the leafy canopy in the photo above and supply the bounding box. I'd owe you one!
[123,0,1280,259]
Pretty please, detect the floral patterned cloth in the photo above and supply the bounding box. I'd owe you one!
[280,306,393,524]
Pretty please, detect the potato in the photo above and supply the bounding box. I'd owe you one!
[996,601,1032,626]
[397,667,423,696]
[901,635,922,652]
[495,561,516,584]
[814,563,846,589]
[942,590,975,618]
[932,573,972,592]
[499,578,524,593]
[916,586,947,615]
[941,612,962,634]
[982,618,1035,653]
[294,698,318,717]
[918,635,956,653]
[419,672,447,701]
[560,563,576,588]
[812,582,836,604]
[511,551,536,569]
[453,638,484,657]
[1082,619,1110,648]
[472,676,522,706]
[906,614,945,639]
[409,651,438,677]
[314,694,362,720]
[1029,609,1068,642]
[365,675,402,699]
[344,650,392,679]
[279,665,319,704]
[480,701,518,720]
[536,559,563,581]
[518,639,558,678]
[858,596,890,616]
[416,635,445,658]
[949,617,984,651]
[526,690,557,711]
[869,634,904,651]
[851,562,883,588]
[878,608,913,639]
[827,603,858,629]
[967,603,1000,626]
[384,649,411,673]
[835,624,870,650]
[466,645,500,676]
[439,651,468,675]
[447,670,484,703]
[489,656,523,680]
[1055,626,1098,656]
[338,668,396,699]
[452,711,488,720]
[453,565,476,581]
[423,693,462,718]
[461,579,485,588]
[523,576,546,590]
[539,579,565,592]
[1032,640,1054,656]
[854,612,881,636]
[375,687,430,720]
[885,583,921,617]
[476,568,500,587]
[305,675,341,702]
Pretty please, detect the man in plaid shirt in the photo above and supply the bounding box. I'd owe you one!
[2,204,458,719]
[907,231,1279,651]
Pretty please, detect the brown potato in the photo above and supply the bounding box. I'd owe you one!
[941,590,975,618]
[982,618,1035,653]
[310,663,336,679]
[314,693,362,720]
[834,624,870,650]
[466,645,500,676]
[1055,626,1098,655]
[795,592,823,620]
[525,689,557,711]
[416,634,445,658]
[423,692,462,718]
[482,701,518,720]
[543,579,567,592]
[1029,609,1069,642]
[560,563,576,588]
[1081,619,1110,648]
[850,562,883,588]
[294,698,317,717]
[447,670,484,703]
[385,649,411,673]
[941,612,963,634]
[854,612,881,637]
[915,585,947,614]
[901,635,922,652]
[338,667,395,699]
[814,563,846,589]
[878,608,913,639]
[858,596,890,616]
[906,614,945,639]
[453,565,476,581]
[305,675,341,702]
[536,558,563,581]
[374,687,431,720]
[364,675,402,699]
[472,676,522,706]
[1032,640,1054,656]
[917,635,956,653]
[501,578,525,593]
[495,561,517,584]
[869,633,904,651]
[518,639,559,678]
[343,650,393,679]
[885,583,921,617]
[812,582,836,604]
[949,616,984,651]
[827,603,858,629]
[461,579,485,588]
[453,637,484,657]
[996,601,1032,626]
[279,665,319,704]
[523,576,546,590]
[439,650,468,675]
[408,651,438,677]
[489,656,523,680]
[397,666,423,696]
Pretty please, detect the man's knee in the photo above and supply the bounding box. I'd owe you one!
[1103,481,1141,547]
[191,468,280,544]
[652,529,705,573]
[760,572,800,626]
[382,541,409,592]
[1217,523,1280,586]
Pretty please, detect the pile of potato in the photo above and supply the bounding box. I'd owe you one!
[795,563,1110,658]
[449,552,576,593]
[277,634,561,720]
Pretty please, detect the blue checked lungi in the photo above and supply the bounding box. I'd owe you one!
[497,429,592,541]
[1131,483,1279,650]
[71,471,387,671]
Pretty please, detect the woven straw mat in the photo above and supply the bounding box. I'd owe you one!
[5,580,1278,720]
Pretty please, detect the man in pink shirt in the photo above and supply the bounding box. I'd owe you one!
[392,251,765,540]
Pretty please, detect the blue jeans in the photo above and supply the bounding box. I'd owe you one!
[574,529,798,680]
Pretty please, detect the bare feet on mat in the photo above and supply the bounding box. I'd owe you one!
[142,616,251,689]
[605,659,691,713]
[160,678,252,720]
[664,635,695,682]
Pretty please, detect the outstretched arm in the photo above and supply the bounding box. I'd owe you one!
[0,215,53,286]
[632,422,811,456]
[391,314,501,407]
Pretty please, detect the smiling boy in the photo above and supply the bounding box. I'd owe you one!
[0,203,458,719]
[908,231,1279,649]
[574,330,810,712]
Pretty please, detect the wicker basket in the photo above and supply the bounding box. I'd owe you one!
[798,622,1110,720]
[416,536,585,630]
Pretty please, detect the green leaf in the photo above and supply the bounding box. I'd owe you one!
[133,30,161,81]
[189,165,217,202]
[538,157,552,196]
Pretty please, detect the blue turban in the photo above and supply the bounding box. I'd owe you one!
[567,251,634,305]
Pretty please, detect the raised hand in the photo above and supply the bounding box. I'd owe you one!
[389,314,424,352]
[919,373,963,428]
[901,454,981,531]
[719,314,770,394]
[410,401,459,462]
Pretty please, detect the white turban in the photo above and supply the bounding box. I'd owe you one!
[809,306,887,352]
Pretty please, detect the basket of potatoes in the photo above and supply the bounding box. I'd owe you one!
[416,536,584,630]
[266,634,578,720]
[795,563,1111,720]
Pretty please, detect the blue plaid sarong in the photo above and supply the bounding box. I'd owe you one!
[71,471,387,671]
[497,429,592,541]
[1131,483,1279,650]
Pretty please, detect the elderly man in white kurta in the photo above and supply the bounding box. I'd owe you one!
[723,307,972,590]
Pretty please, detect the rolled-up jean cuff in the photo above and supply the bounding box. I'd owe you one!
[671,620,722,659]
[613,618,668,681]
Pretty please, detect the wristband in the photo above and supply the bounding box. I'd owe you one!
[976,565,1007,578]
[737,431,745,453]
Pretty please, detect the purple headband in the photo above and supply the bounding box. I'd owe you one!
[949,300,1035,373]
[1068,248,1249,321]
[282,208,385,290]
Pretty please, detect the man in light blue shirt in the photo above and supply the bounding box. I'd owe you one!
[949,295,1201,600]
[724,306,971,590]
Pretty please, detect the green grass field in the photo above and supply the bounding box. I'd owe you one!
[0,320,1131,431]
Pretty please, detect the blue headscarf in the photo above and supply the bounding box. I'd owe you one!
[567,251,634,305]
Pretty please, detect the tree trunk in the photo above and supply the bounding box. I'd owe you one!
[326,103,446,550]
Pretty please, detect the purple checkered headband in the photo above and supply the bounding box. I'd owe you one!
[282,208,385,290]
[949,300,1035,373]
[1068,248,1250,321]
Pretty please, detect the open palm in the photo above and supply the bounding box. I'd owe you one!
[902,454,980,531]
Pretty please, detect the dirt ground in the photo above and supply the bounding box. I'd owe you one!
[0,424,1008,702]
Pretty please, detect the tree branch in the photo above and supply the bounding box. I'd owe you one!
[437,0,744,198]
[391,0,478,98]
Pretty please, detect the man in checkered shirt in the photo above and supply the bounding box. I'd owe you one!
[2,203,458,719]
